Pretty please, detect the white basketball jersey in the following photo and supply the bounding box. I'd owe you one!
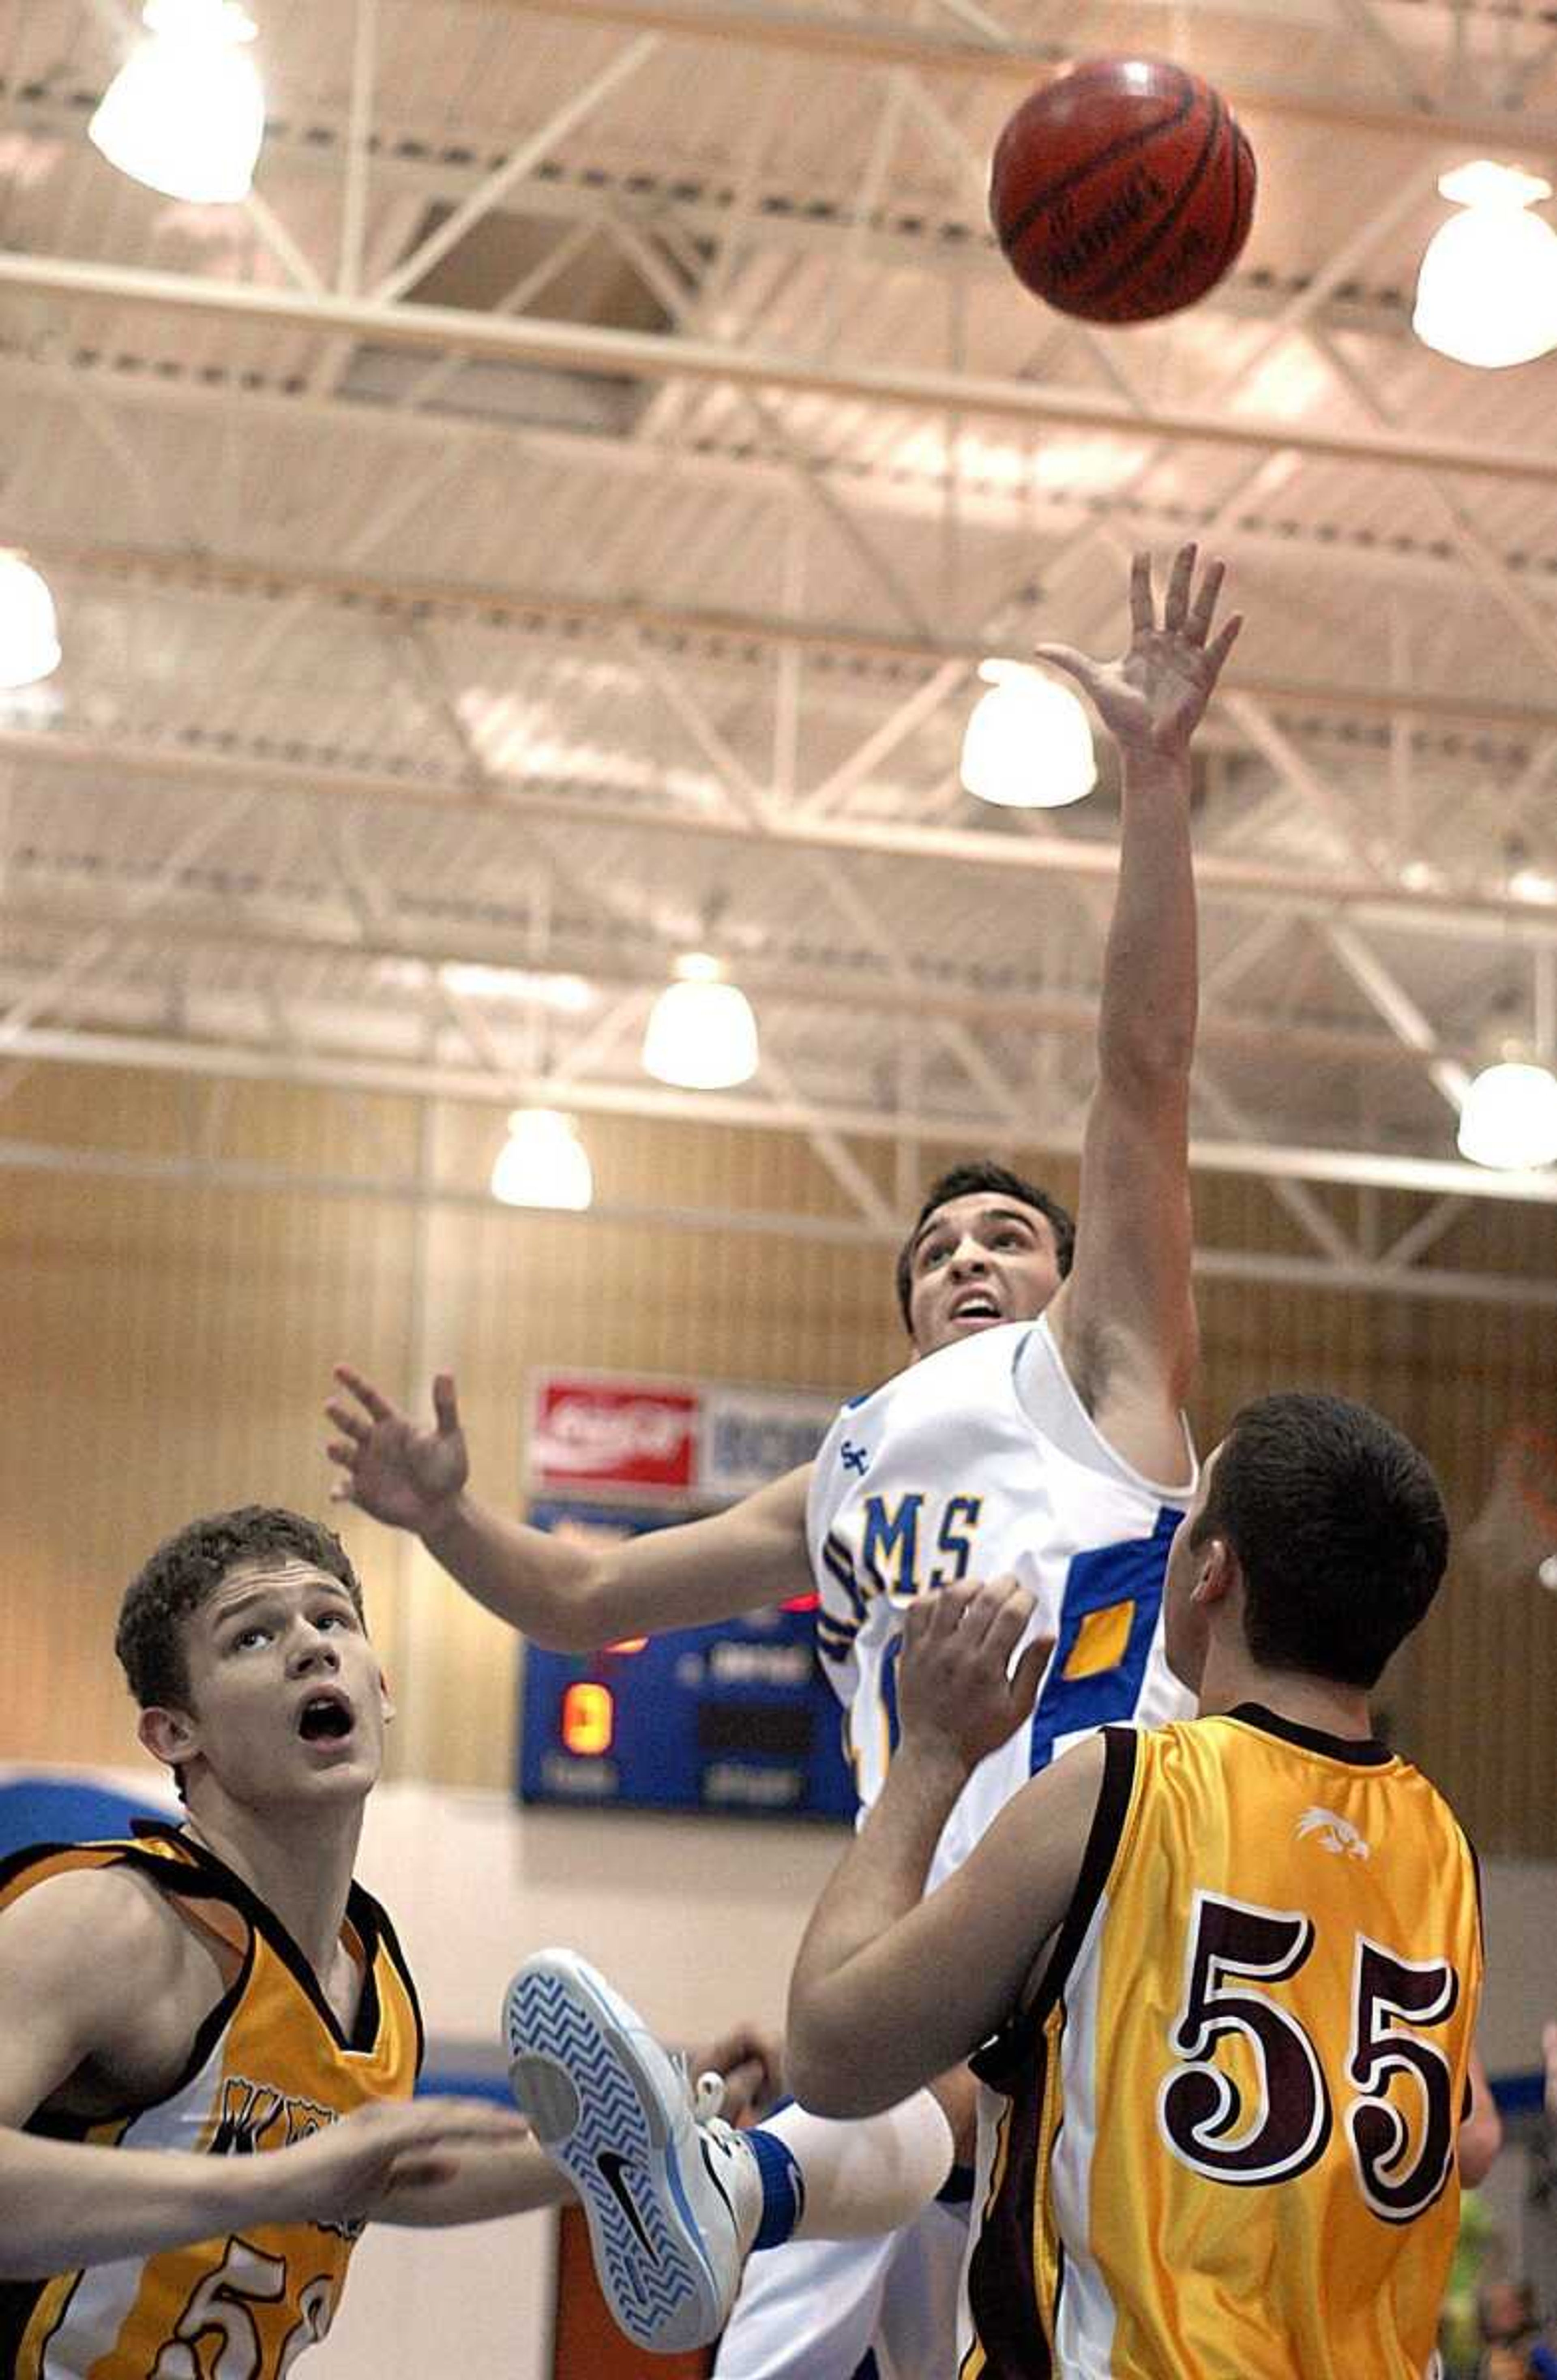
[806,1315,1195,1880]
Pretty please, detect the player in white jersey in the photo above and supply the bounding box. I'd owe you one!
[325,544,1242,2376]
[811,1309,1193,1874]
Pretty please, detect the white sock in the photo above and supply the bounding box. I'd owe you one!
[753,2088,956,2244]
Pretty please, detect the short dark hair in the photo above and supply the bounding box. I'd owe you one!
[116,1507,365,1712]
[1190,1394,1448,1688]
[895,1161,1075,1335]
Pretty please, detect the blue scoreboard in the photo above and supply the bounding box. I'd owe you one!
[517,1500,856,1822]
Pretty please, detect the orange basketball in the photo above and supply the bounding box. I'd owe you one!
[989,56,1255,324]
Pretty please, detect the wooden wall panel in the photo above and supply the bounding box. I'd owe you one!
[3,1072,1554,1850]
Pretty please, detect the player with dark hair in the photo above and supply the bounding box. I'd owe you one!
[112,1507,365,1791]
[0,1505,772,2375]
[892,1158,1076,1334]
[327,545,1242,2377]
[776,1392,1480,2379]
[513,1394,1479,2378]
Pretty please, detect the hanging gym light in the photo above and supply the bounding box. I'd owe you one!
[0,553,62,690]
[1456,1057,1557,1170]
[960,661,1096,809]
[490,1109,594,1211]
[1413,162,1557,369]
[642,954,760,1090]
[89,0,266,206]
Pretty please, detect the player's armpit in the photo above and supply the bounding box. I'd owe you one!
[1041,1089,1197,1486]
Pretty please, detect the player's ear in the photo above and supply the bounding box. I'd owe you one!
[377,1667,395,1725]
[139,1704,198,1775]
[1190,1537,1236,1608]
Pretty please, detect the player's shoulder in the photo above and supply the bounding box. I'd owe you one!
[0,1852,200,1983]
[0,1852,240,2111]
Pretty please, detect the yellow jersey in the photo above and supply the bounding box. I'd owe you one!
[962,1706,1482,2380]
[0,1826,422,2379]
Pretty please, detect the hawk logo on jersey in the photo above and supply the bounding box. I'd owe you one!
[1296,1805,1371,1860]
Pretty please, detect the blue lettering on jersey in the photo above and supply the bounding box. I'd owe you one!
[1027,1503,1181,1775]
[840,1439,870,1475]
[929,1494,982,1588]
[821,1533,868,1631]
[861,1492,926,1595]
[818,1494,986,1668]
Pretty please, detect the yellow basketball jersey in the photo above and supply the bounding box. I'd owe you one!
[962,1706,1482,2380]
[0,1826,422,2379]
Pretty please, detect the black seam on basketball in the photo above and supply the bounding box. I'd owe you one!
[1206,127,1252,299]
[1082,86,1228,312]
[996,70,1200,250]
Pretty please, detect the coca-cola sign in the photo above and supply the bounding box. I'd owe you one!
[530,1379,699,1490]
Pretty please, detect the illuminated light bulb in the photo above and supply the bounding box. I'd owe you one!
[89,0,265,206]
[642,954,760,1089]
[1413,161,1557,369]
[1455,1059,1557,1169]
[0,553,61,689]
[960,660,1096,809]
[490,1108,594,1211]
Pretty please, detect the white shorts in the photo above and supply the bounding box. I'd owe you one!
[712,2202,967,2380]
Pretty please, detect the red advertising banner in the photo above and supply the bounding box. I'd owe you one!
[530,1377,700,1492]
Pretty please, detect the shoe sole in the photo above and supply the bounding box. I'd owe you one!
[504,1953,726,2354]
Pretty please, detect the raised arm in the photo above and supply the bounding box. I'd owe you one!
[0,1870,530,2275]
[326,1365,814,1649]
[1040,546,1241,1477]
[786,1576,1097,2118]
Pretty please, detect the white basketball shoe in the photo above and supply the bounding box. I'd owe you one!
[503,1949,761,2354]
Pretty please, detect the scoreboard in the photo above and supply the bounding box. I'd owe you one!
[517,1499,857,1823]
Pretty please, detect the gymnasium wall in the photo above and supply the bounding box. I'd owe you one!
[3,1062,1555,1850]
[2,1064,1555,2376]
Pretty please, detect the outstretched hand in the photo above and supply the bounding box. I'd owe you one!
[1035,542,1240,762]
[272,2096,532,2227]
[896,1576,1053,1779]
[326,1364,468,1534]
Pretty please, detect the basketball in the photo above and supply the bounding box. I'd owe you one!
[989,56,1256,324]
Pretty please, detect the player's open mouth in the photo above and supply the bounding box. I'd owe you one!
[950,1294,1001,1324]
[296,1693,355,1743]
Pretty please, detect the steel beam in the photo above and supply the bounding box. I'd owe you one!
[6,1029,1557,1208]
[23,532,1557,742]
[1,1128,1553,1309]
[5,724,1555,947]
[2,343,1541,621]
[9,252,1557,489]
[0,890,1469,1077]
[492,0,1557,148]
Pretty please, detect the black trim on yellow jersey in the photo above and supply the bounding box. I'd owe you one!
[129,1823,422,2064]
[371,1898,426,2077]
[1,1829,421,2078]
[972,1725,1139,2095]
[960,2017,1054,2380]
[1225,1702,1391,1767]
[961,1728,1139,2380]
